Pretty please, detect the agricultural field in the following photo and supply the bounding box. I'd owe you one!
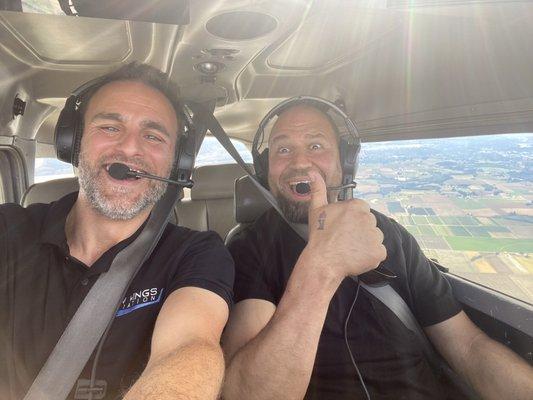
[357,134,532,304]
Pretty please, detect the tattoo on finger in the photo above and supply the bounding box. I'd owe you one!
[318,211,326,230]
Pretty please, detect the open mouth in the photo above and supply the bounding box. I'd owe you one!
[288,180,311,196]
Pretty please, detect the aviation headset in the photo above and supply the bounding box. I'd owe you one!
[251,96,361,197]
[54,74,196,186]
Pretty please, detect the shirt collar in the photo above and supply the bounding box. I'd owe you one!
[39,191,148,274]
[39,191,78,253]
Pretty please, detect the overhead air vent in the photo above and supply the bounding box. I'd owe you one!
[206,11,277,41]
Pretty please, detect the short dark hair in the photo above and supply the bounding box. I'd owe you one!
[78,62,183,134]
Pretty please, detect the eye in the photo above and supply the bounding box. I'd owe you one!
[310,143,323,151]
[100,126,119,133]
[144,133,164,143]
[277,146,290,154]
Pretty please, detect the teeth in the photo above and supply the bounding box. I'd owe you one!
[289,180,310,185]
[289,180,309,188]
[104,164,146,174]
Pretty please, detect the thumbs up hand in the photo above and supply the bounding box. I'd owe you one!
[304,170,387,280]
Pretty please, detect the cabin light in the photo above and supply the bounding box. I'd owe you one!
[194,61,225,75]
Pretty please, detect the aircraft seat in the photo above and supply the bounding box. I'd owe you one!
[225,175,271,244]
[21,177,79,207]
[176,164,249,238]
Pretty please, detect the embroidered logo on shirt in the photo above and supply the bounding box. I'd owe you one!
[116,288,164,317]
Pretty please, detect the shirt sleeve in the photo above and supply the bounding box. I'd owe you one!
[166,230,235,308]
[393,221,462,327]
[227,227,277,304]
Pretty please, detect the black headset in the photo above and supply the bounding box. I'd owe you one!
[54,76,196,187]
[252,96,361,197]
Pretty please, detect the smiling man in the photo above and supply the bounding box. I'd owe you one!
[0,63,234,400]
[222,102,533,400]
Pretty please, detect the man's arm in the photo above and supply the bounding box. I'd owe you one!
[425,310,533,400]
[222,171,386,400]
[124,286,229,400]
[222,259,343,400]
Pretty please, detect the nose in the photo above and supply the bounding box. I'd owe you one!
[290,148,313,169]
[116,129,143,157]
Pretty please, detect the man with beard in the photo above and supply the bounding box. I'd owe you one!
[0,63,234,399]
[222,103,533,400]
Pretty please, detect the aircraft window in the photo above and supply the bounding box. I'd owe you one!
[22,0,63,15]
[196,136,253,166]
[357,133,532,305]
[34,158,75,183]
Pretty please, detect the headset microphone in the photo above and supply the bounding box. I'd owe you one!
[108,163,194,188]
[294,181,358,195]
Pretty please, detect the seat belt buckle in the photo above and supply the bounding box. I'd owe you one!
[74,379,107,399]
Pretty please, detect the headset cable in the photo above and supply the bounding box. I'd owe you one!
[344,278,371,400]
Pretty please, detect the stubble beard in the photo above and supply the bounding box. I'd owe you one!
[276,194,309,223]
[77,152,169,220]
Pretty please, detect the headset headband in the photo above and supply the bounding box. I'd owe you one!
[252,96,358,152]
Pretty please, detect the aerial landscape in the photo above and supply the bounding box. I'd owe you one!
[356,133,532,304]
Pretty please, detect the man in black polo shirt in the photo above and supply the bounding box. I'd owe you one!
[222,103,533,399]
[0,63,234,399]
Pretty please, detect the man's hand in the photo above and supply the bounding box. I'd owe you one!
[303,170,387,280]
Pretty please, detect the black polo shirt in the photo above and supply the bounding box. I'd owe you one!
[0,192,234,400]
[228,208,463,400]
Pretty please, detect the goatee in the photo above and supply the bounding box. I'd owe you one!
[276,194,309,224]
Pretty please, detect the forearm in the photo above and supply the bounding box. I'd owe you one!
[124,339,225,400]
[459,334,533,400]
[224,261,341,400]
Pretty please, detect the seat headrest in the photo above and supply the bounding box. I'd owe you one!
[234,175,271,223]
[191,164,249,200]
[22,177,79,207]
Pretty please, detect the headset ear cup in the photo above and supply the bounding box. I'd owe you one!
[173,128,196,185]
[54,95,79,165]
[253,149,269,188]
[339,135,360,183]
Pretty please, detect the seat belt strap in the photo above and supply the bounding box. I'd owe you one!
[360,282,479,399]
[359,282,436,357]
[23,187,180,400]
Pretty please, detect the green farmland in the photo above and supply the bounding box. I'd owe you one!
[444,237,533,253]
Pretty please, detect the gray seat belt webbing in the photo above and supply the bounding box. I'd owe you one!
[197,105,478,399]
[360,282,479,400]
[360,283,435,356]
[23,187,179,400]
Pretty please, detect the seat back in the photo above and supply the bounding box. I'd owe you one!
[225,175,272,243]
[175,164,249,238]
[234,175,271,224]
[21,177,79,207]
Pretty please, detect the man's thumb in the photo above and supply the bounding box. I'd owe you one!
[308,170,328,211]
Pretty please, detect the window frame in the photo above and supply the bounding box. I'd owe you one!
[0,145,27,204]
